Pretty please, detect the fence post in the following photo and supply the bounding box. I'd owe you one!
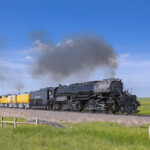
[14,117,17,128]
[149,126,150,138]
[1,117,3,127]
[36,118,39,127]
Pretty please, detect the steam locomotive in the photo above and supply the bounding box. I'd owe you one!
[0,78,140,114]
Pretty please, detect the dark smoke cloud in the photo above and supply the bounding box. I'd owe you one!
[30,35,118,81]
[12,80,24,92]
[0,65,24,92]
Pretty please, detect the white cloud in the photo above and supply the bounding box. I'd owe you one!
[119,53,130,63]
[120,60,150,67]
[116,57,150,97]
[120,53,130,58]
[25,56,33,60]
[30,40,52,51]
[56,39,74,47]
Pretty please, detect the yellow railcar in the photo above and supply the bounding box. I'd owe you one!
[8,95,17,103]
[0,96,8,103]
[0,96,3,103]
[17,94,30,104]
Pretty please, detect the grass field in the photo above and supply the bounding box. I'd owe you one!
[138,98,150,115]
[0,120,150,150]
[0,99,149,150]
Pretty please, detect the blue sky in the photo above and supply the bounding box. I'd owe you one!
[0,0,150,96]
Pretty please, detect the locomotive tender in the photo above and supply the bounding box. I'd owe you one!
[0,78,140,114]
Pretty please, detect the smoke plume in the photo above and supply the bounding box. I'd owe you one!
[0,64,25,92]
[12,80,24,92]
[30,35,118,81]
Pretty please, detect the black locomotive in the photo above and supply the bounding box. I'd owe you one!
[30,78,140,114]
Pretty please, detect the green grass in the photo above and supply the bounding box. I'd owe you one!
[2,117,26,122]
[0,121,150,150]
[0,99,150,150]
[138,98,150,115]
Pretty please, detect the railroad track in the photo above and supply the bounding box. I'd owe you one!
[0,107,150,126]
[0,107,149,117]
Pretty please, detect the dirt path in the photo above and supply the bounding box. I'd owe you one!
[0,108,150,126]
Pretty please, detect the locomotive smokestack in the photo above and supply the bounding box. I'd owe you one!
[30,34,118,81]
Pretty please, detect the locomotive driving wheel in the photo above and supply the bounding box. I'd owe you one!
[119,107,125,114]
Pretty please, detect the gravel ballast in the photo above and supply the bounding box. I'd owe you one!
[0,108,150,126]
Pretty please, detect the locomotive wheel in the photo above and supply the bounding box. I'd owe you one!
[105,110,109,114]
[107,110,115,114]
[110,110,116,114]
[119,107,125,114]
